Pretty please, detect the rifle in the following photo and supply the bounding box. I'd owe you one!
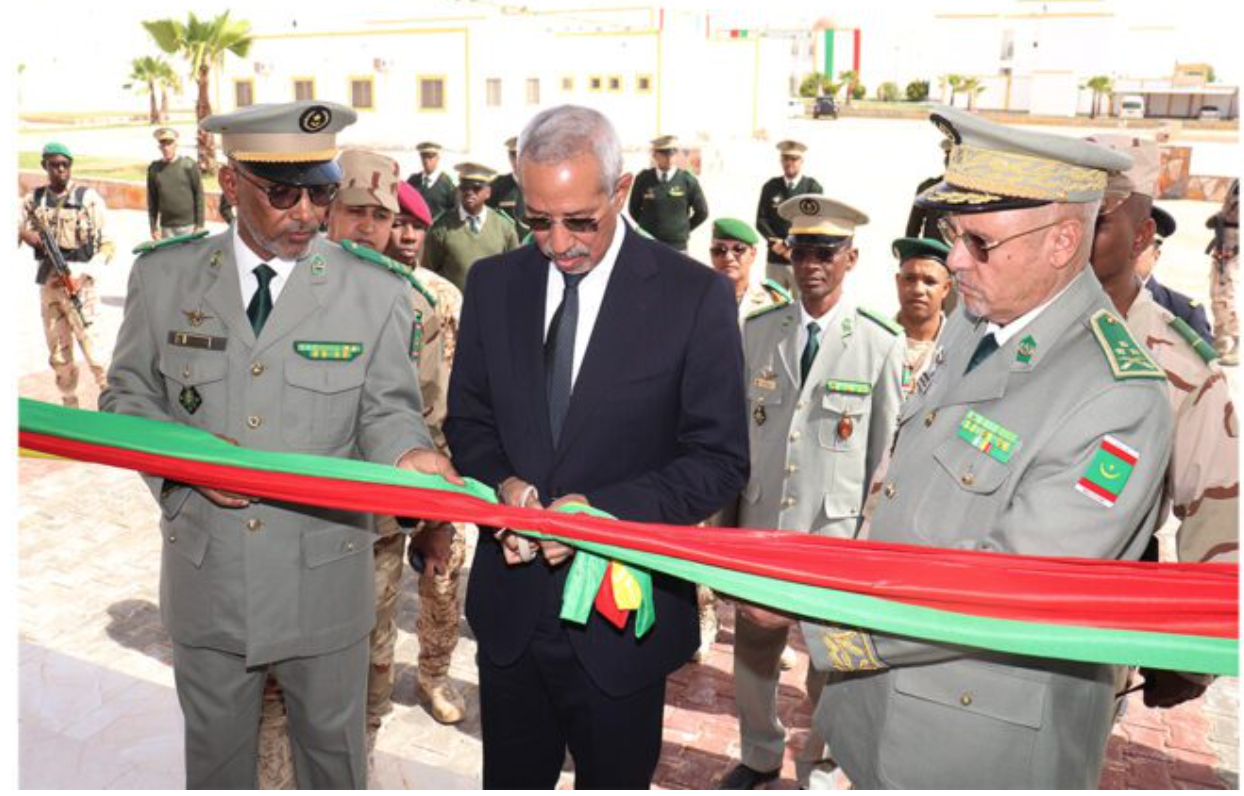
[35,218,91,328]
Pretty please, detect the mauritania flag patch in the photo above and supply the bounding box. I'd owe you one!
[1075,435,1139,508]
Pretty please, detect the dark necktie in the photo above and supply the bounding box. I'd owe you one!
[545,271,587,446]
[468,215,480,234]
[965,332,999,373]
[800,321,820,384]
[247,264,277,336]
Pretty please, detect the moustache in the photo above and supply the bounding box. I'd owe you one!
[539,242,592,261]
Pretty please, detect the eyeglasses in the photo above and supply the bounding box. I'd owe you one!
[709,243,752,258]
[234,166,339,210]
[520,212,605,234]
[790,243,848,265]
[937,216,1064,262]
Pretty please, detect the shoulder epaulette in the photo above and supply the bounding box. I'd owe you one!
[1089,309,1166,381]
[761,278,793,304]
[339,239,436,306]
[745,300,790,322]
[132,229,210,256]
[1168,315,1219,364]
[857,305,903,336]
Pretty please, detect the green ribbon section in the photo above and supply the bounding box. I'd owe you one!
[553,504,656,637]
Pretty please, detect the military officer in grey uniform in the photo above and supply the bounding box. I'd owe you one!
[805,108,1173,790]
[719,198,904,790]
[100,100,460,790]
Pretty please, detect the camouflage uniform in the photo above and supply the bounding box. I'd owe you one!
[19,181,114,406]
[1128,285,1238,563]
[1208,179,1239,364]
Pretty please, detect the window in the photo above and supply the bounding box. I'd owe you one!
[419,76,446,111]
[293,79,315,101]
[486,78,502,107]
[350,78,374,110]
[636,74,653,93]
[561,75,574,92]
[234,79,254,108]
[526,78,540,106]
[589,75,603,92]
[608,75,622,92]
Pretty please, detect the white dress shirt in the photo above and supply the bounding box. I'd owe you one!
[797,298,845,358]
[459,203,489,230]
[542,220,627,388]
[234,225,298,308]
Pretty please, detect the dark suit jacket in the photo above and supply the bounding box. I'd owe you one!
[446,226,749,697]
[1146,276,1214,345]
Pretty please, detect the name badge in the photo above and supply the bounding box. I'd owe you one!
[168,331,227,351]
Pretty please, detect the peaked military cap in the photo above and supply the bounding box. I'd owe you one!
[202,100,357,186]
[454,162,497,185]
[416,142,443,155]
[504,136,518,152]
[778,195,869,245]
[337,149,401,213]
[892,236,951,268]
[650,135,679,151]
[916,106,1132,213]
[776,140,808,157]
[42,142,72,160]
[153,127,179,143]
[1151,205,1176,238]
[712,218,761,246]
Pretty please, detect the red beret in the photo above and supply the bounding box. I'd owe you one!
[396,182,433,227]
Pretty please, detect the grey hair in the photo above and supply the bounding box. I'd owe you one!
[1062,199,1102,264]
[516,105,624,194]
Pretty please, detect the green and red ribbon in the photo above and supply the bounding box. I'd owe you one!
[17,399,1238,675]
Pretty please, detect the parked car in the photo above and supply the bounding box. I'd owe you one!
[1199,105,1221,121]
[1119,94,1145,119]
[813,95,839,119]
[785,97,806,119]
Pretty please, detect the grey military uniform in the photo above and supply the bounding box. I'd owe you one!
[101,230,432,787]
[734,300,904,781]
[807,269,1173,789]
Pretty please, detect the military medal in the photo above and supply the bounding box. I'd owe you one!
[957,410,1020,464]
[178,385,202,415]
[310,254,327,277]
[753,404,767,426]
[837,416,854,441]
[752,368,777,391]
[1016,335,1037,365]
[410,313,425,363]
[182,309,212,327]
[209,250,223,269]
[293,341,364,361]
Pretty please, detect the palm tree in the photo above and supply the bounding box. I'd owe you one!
[143,11,253,174]
[961,76,986,111]
[1084,75,1113,119]
[945,74,965,107]
[124,56,181,124]
[838,69,859,107]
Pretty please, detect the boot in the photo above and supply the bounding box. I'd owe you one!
[418,676,466,724]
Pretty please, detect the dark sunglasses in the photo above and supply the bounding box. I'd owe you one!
[710,243,752,257]
[520,214,602,234]
[937,216,1063,263]
[790,243,848,264]
[235,166,339,210]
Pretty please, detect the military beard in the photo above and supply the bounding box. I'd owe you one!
[240,212,314,261]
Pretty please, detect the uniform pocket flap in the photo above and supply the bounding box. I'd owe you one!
[822,390,866,415]
[284,358,367,394]
[163,521,209,567]
[932,438,1011,495]
[893,664,1045,729]
[303,526,375,569]
[158,355,229,387]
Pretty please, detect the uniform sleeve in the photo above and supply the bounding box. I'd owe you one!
[413,292,449,453]
[1171,370,1239,563]
[82,189,114,278]
[504,218,520,252]
[755,181,778,242]
[355,287,435,465]
[627,171,646,221]
[421,225,445,273]
[867,334,905,489]
[147,164,160,230]
[688,174,709,232]
[807,177,824,194]
[189,159,205,229]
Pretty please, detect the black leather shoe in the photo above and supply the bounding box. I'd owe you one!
[717,763,781,789]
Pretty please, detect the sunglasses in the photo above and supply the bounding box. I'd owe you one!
[235,166,339,210]
[790,243,848,264]
[937,216,1064,262]
[520,213,603,234]
[710,243,752,258]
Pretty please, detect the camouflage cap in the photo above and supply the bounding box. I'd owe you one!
[504,136,518,152]
[42,142,72,160]
[712,218,761,246]
[337,149,401,213]
[1083,133,1161,199]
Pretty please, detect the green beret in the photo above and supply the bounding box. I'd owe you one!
[42,142,72,160]
[892,236,951,268]
[712,218,760,246]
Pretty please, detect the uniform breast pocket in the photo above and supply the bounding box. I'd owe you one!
[158,353,229,431]
[281,358,367,450]
[932,437,1013,496]
[816,392,867,452]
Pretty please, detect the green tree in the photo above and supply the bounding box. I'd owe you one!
[124,56,181,124]
[1207,65,1217,83]
[143,11,253,174]
[877,81,900,102]
[838,69,860,107]
[905,80,930,102]
[961,76,986,111]
[799,72,826,98]
[1083,75,1113,118]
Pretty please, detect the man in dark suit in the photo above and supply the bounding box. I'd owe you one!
[446,104,749,789]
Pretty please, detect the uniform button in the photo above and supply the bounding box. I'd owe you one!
[166,535,177,543]
[246,518,263,532]
[797,400,807,410]
[247,415,262,429]
[924,410,937,427]
[789,430,802,442]
[785,464,798,475]
[960,693,973,706]
[251,362,265,376]
[961,471,976,487]
[182,366,191,379]
[344,541,356,552]
[884,483,897,499]
[782,496,796,508]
